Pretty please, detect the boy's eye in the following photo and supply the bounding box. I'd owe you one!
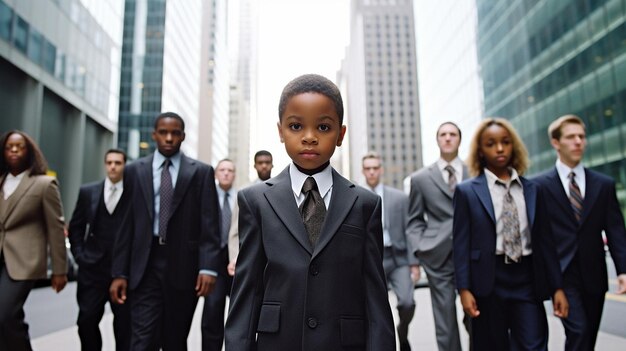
[318,124,331,132]
[289,123,302,131]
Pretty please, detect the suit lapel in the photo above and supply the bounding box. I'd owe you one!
[522,178,536,228]
[90,181,104,223]
[471,174,496,224]
[265,168,313,255]
[313,170,358,259]
[544,168,576,223]
[138,156,155,220]
[1,171,37,223]
[427,164,452,199]
[169,154,196,217]
[580,168,600,224]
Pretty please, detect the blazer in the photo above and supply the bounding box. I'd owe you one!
[452,173,562,300]
[407,162,469,268]
[533,167,626,294]
[381,185,418,266]
[225,167,395,351]
[68,180,128,265]
[110,153,221,290]
[0,171,67,280]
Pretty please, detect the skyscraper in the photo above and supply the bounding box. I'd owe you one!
[0,0,124,211]
[342,0,422,189]
[118,0,204,159]
[476,0,626,213]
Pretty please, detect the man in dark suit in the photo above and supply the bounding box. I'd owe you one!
[362,152,418,351]
[533,114,626,350]
[407,122,468,351]
[110,112,221,350]
[69,149,131,351]
[201,158,237,351]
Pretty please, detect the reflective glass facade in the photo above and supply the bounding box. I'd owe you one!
[476,0,626,214]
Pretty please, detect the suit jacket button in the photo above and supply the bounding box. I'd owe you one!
[307,317,318,329]
[309,264,319,276]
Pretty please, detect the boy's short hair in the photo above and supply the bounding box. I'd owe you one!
[548,114,585,140]
[154,111,185,131]
[278,74,344,124]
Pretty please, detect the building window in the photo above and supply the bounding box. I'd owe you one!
[0,0,12,40]
[27,28,43,64]
[13,15,28,53]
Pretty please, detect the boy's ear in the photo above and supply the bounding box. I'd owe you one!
[277,122,284,143]
[336,125,347,146]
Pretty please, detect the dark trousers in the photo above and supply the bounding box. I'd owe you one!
[472,255,548,351]
[77,260,130,351]
[561,261,605,351]
[0,257,35,351]
[383,248,415,350]
[130,239,199,351]
[201,248,232,351]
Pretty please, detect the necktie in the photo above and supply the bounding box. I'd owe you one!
[569,172,583,223]
[300,177,326,247]
[498,181,521,262]
[106,185,118,214]
[221,192,232,248]
[159,159,173,243]
[445,165,457,192]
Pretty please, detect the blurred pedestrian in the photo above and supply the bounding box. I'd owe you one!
[453,118,568,350]
[533,114,626,350]
[68,149,130,351]
[0,130,67,350]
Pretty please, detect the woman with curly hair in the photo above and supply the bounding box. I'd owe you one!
[453,118,568,350]
[0,130,67,350]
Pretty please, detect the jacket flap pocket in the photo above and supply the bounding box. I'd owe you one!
[340,317,365,346]
[257,303,280,333]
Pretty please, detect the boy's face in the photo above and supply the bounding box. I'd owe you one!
[277,93,346,171]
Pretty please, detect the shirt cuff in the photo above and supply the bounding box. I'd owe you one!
[199,269,217,277]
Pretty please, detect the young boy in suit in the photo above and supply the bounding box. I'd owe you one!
[225,74,395,351]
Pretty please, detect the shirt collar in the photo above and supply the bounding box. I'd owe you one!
[104,177,123,190]
[6,171,27,181]
[437,157,462,172]
[484,167,522,187]
[153,150,182,171]
[290,162,333,198]
[556,158,584,179]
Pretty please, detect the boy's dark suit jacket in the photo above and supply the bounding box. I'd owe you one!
[225,167,395,351]
[452,173,562,299]
[533,168,626,293]
[111,153,221,290]
[68,180,128,265]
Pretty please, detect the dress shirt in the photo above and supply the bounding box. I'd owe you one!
[484,168,532,256]
[104,177,123,211]
[289,163,332,210]
[152,151,181,236]
[216,185,237,213]
[2,171,26,200]
[437,157,463,184]
[555,158,586,198]
[369,183,391,247]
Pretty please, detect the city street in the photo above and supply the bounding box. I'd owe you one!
[25,256,626,350]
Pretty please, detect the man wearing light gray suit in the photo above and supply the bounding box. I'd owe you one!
[407,122,468,351]
[362,152,419,351]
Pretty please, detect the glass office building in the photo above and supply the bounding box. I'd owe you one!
[0,0,124,212]
[476,0,626,214]
[118,0,203,159]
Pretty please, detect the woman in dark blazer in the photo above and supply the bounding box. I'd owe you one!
[0,130,67,350]
[452,118,568,350]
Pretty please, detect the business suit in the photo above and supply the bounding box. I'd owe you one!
[225,166,395,351]
[111,153,221,350]
[534,167,626,350]
[0,172,66,350]
[69,180,130,351]
[407,162,468,351]
[453,173,562,350]
[373,184,416,350]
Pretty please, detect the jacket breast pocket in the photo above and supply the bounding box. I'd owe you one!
[339,224,363,239]
[340,316,365,347]
[257,303,280,333]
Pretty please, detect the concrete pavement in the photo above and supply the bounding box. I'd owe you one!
[31,288,626,350]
